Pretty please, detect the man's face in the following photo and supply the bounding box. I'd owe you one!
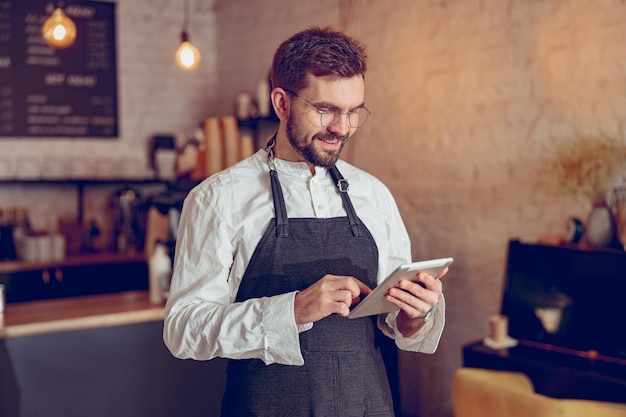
[285,75,365,168]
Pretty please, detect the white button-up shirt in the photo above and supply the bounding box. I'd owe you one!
[163,149,445,365]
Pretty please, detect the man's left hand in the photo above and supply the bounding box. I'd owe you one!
[385,268,447,337]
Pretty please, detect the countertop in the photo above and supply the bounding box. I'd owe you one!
[0,291,164,339]
[0,251,147,274]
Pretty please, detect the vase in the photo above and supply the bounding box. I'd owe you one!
[585,205,615,247]
[612,187,626,250]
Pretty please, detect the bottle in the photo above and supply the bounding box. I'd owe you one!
[256,77,271,118]
[149,241,172,304]
[13,207,31,261]
[0,283,5,314]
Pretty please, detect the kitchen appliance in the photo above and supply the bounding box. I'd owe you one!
[144,180,197,261]
[111,186,144,253]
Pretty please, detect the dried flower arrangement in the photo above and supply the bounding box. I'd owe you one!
[541,136,626,206]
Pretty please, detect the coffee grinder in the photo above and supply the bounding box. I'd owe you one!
[111,186,144,253]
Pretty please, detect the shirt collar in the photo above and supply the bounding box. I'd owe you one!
[257,149,329,178]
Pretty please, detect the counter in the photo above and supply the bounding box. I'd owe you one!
[0,290,163,338]
[0,291,227,417]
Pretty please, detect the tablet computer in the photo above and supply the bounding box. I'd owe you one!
[347,257,453,319]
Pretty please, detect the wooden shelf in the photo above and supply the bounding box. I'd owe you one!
[0,178,167,224]
[0,251,146,274]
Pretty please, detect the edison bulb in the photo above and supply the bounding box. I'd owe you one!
[42,8,77,49]
[175,32,200,70]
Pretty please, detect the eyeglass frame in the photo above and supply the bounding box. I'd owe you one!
[283,88,371,128]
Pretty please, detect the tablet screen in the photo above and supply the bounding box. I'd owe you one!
[347,257,453,319]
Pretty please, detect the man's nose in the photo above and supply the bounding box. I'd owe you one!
[327,113,351,136]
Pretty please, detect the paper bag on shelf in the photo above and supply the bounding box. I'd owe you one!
[240,133,255,160]
[190,143,206,180]
[204,117,223,176]
[221,115,240,168]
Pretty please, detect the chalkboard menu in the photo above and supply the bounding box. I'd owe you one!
[0,0,117,138]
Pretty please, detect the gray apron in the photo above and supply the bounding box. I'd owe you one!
[220,165,395,417]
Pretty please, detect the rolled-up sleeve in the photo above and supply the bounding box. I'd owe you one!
[163,185,305,365]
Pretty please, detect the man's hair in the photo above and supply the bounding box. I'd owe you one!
[270,26,368,93]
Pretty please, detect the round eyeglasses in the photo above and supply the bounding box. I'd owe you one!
[284,89,371,128]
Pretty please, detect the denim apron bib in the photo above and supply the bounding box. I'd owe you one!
[220,154,395,417]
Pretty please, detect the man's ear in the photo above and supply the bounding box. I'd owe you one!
[270,88,289,121]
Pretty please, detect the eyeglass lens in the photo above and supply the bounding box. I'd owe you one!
[284,89,370,128]
[320,108,369,128]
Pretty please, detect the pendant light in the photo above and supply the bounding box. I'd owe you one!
[42,3,77,49]
[175,0,201,70]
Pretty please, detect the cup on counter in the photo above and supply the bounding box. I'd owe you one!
[19,233,65,263]
[235,91,254,120]
[50,233,66,261]
[36,234,53,263]
[488,314,509,344]
[21,235,40,262]
[155,149,177,181]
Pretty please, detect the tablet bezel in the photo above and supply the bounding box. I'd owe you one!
[347,257,453,319]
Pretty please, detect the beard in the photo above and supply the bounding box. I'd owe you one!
[285,113,350,168]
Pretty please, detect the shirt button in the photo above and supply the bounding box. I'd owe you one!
[297,163,306,170]
[317,204,325,210]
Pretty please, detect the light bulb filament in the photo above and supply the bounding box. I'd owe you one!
[42,8,77,49]
[175,39,201,70]
[53,25,67,40]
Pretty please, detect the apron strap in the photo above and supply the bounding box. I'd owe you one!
[329,166,364,237]
[269,163,364,238]
[270,169,289,237]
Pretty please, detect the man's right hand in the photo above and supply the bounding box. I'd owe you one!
[294,275,371,325]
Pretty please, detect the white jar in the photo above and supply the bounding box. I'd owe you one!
[235,91,253,120]
[256,78,271,118]
[149,242,172,304]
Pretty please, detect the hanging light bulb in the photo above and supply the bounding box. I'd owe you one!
[175,0,201,71]
[175,31,201,70]
[42,6,77,49]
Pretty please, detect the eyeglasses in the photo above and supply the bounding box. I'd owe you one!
[284,89,371,128]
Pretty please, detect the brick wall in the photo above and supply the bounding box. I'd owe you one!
[0,0,218,237]
[3,1,626,416]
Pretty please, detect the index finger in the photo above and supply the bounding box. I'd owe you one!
[352,278,373,296]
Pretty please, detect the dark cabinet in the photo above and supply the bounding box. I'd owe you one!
[0,253,148,303]
[461,240,626,404]
[0,320,227,417]
[462,340,626,403]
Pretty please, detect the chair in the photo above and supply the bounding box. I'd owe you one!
[452,367,626,417]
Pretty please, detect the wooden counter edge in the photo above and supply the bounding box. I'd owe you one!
[0,291,165,339]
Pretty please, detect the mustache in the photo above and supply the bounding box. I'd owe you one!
[313,132,350,143]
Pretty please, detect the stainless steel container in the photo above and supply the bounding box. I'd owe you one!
[0,284,5,314]
[111,187,142,253]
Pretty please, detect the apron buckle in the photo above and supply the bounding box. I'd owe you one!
[337,179,350,193]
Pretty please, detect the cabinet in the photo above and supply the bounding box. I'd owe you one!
[0,252,148,303]
[0,320,227,417]
[461,240,626,404]
[462,340,626,403]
